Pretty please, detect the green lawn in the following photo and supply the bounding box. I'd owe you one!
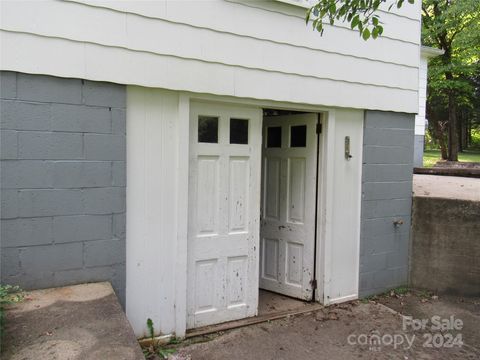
[423,149,480,167]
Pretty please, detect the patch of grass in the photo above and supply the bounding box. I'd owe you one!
[142,318,178,360]
[423,149,480,167]
[1,285,24,338]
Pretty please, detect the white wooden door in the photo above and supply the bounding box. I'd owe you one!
[260,114,318,300]
[187,102,262,329]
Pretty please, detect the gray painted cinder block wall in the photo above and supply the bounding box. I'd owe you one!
[413,134,424,168]
[359,110,415,297]
[0,71,126,305]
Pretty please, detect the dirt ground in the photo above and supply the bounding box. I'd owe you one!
[161,291,480,360]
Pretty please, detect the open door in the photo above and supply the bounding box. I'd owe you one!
[260,113,318,300]
[187,102,262,329]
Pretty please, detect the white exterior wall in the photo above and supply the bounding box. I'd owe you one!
[415,56,429,136]
[0,0,420,113]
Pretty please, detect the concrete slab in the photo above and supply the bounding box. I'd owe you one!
[413,174,480,201]
[1,282,144,360]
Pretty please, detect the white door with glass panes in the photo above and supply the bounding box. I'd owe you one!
[260,114,318,300]
[187,102,262,329]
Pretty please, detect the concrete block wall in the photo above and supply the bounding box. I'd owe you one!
[359,110,415,297]
[0,71,127,305]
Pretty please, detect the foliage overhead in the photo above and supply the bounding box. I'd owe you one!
[306,0,415,40]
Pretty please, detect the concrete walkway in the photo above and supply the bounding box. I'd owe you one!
[413,174,480,201]
[1,282,144,360]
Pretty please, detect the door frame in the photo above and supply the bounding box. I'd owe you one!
[175,92,338,336]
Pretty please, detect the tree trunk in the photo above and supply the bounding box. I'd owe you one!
[447,89,459,161]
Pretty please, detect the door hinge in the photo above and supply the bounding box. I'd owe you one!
[316,123,322,134]
[310,279,317,290]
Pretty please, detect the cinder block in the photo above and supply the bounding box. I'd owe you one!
[112,161,126,187]
[360,252,388,273]
[365,111,415,130]
[18,189,83,217]
[112,108,126,134]
[0,71,17,99]
[363,128,414,147]
[53,265,116,288]
[1,217,53,247]
[53,214,112,243]
[386,248,409,269]
[17,74,82,104]
[83,81,126,108]
[1,130,18,159]
[362,217,409,239]
[50,104,111,133]
[84,134,125,161]
[1,189,18,219]
[362,181,412,201]
[12,270,55,290]
[0,160,54,189]
[18,131,83,160]
[111,263,126,306]
[363,145,414,165]
[0,247,21,277]
[19,242,83,272]
[113,213,126,239]
[53,161,111,188]
[84,238,125,267]
[362,164,413,182]
[83,187,125,214]
[361,233,396,255]
[0,100,51,130]
[361,198,412,220]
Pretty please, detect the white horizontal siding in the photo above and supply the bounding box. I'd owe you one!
[1,31,417,112]
[0,0,417,91]
[0,0,421,113]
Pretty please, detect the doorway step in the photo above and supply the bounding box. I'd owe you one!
[186,290,323,338]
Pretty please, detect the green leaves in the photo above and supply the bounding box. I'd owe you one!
[362,28,371,40]
[306,0,415,41]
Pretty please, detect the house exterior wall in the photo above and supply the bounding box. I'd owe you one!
[0,71,127,305]
[0,0,420,113]
[359,110,414,297]
[414,55,429,167]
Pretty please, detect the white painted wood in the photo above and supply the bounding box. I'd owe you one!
[124,87,363,336]
[174,94,190,337]
[316,109,363,305]
[187,101,262,329]
[260,114,318,300]
[415,55,428,136]
[126,87,181,337]
[0,0,421,113]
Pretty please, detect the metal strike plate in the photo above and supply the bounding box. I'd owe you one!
[345,136,352,160]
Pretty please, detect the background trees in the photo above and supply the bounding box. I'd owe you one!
[308,0,480,162]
